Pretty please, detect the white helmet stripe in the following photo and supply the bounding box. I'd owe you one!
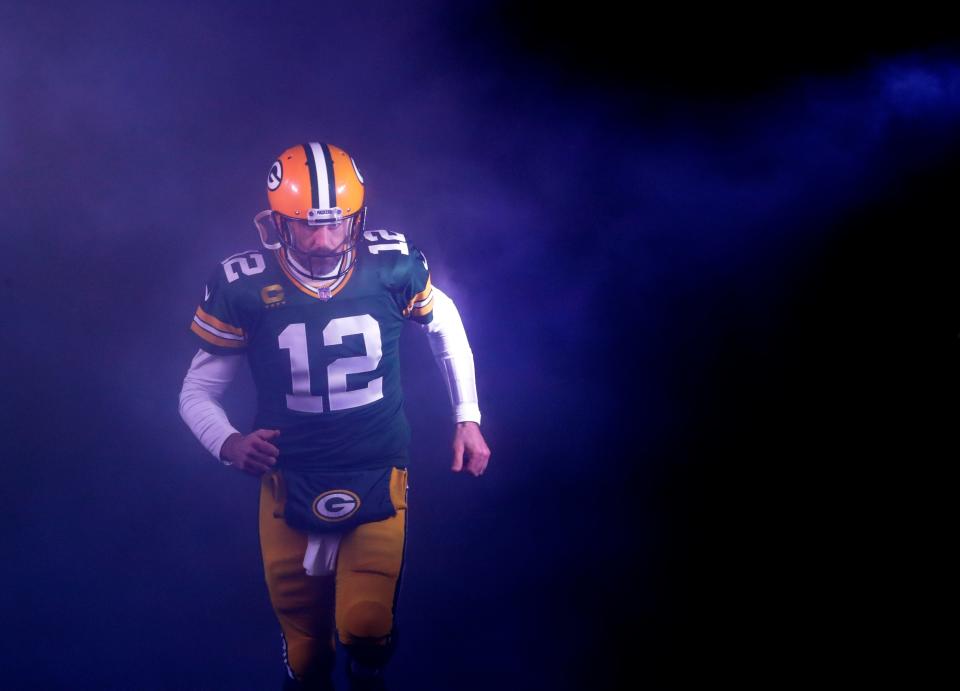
[308,142,332,209]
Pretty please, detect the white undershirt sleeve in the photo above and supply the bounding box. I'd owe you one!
[420,286,482,425]
[178,348,243,461]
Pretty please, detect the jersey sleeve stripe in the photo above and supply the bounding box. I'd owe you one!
[403,276,433,318]
[195,305,245,336]
[409,305,434,323]
[404,296,434,319]
[190,321,246,349]
[412,292,434,309]
[410,300,434,317]
[192,315,245,342]
[411,276,432,303]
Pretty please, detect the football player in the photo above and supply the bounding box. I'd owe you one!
[178,143,490,691]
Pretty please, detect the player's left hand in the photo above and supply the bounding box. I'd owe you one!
[451,421,490,477]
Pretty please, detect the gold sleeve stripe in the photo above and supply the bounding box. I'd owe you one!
[193,315,244,341]
[195,305,245,336]
[191,321,245,348]
[413,295,434,310]
[404,275,432,313]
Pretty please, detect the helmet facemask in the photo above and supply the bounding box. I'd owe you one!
[255,206,366,280]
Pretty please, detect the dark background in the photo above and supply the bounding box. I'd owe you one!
[1,2,955,688]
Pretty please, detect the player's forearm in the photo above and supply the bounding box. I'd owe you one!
[178,349,242,460]
[434,347,481,423]
[421,287,482,425]
[179,391,240,460]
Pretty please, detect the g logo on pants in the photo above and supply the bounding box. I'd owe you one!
[312,490,361,522]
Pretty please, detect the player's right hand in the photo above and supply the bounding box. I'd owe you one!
[219,429,280,476]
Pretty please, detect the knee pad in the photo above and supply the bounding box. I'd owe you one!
[340,599,393,641]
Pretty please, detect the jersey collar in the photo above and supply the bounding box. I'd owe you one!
[276,247,355,300]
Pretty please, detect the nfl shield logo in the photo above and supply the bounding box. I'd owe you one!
[317,287,331,300]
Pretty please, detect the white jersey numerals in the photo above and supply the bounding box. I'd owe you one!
[222,251,266,283]
[364,229,409,255]
[323,315,384,411]
[278,315,384,413]
[278,322,324,413]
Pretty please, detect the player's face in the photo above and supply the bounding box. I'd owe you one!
[286,217,352,273]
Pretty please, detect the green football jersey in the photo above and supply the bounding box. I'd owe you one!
[189,230,434,472]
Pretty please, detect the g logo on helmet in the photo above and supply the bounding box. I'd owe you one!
[312,490,361,522]
[350,156,364,184]
[267,160,283,191]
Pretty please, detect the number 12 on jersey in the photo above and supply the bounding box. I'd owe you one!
[278,315,384,413]
[364,229,408,255]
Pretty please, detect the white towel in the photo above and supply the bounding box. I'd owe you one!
[302,532,344,576]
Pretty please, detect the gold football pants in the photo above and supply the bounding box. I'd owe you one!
[258,467,408,681]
